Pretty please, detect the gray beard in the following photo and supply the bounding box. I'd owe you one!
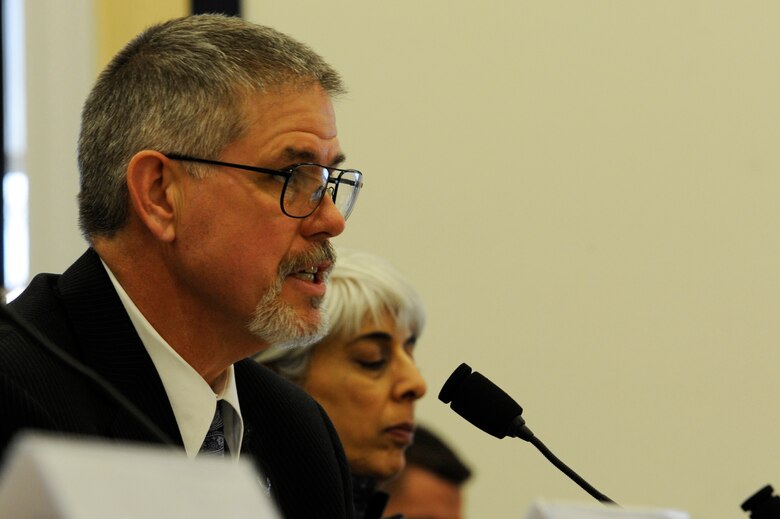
[246,243,334,350]
[247,279,329,350]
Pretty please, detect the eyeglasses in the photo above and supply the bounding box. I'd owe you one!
[164,154,363,220]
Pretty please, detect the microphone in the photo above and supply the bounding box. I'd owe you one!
[741,485,780,519]
[439,362,617,505]
[438,362,534,440]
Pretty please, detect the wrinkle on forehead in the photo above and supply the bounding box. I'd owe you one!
[223,85,343,167]
[282,147,346,167]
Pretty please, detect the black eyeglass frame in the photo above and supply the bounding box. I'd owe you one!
[164,153,363,220]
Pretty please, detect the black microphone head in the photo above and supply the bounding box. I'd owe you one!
[438,362,472,404]
[439,363,524,439]
[741,485,780,518]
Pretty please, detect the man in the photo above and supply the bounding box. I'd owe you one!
[0,14,362,518]
[381,425,472,519]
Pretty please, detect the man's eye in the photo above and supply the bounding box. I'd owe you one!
[252,171,286,189]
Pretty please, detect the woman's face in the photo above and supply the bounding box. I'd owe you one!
[302,310,427,480]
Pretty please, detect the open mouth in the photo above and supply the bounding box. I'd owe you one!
[289,262,330,284]
[291,266,318,283]
[283,243,335,285]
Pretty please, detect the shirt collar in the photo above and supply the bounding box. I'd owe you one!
[101,259,244,459]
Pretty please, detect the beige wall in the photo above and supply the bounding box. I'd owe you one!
[25,0,188,276]
[244,2,779,518]
[24,1,779,517]
[25,2,93,276]
[95,0,188,69]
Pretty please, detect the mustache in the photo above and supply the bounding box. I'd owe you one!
[278,241,337,278]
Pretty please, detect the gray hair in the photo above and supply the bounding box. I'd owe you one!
[254,249,426,382]
[77,14,345,240]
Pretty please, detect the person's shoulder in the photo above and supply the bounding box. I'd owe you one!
[1,273,78,362]
[0,266,99,419]
[233,357,338,443]
[0,289,111,455]
[233,357,355,518]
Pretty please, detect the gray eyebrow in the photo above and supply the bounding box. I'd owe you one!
[282,147,346,168]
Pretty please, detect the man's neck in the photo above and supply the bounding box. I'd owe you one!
[94,237,263,387]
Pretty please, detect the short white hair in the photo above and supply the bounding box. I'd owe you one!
[254,248,425,382]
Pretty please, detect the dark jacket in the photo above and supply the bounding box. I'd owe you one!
[0,248,354,518]
[352,475,403,519]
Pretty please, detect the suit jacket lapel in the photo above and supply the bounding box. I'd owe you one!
[57,249,183,446]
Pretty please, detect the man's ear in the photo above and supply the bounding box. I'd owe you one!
[126,151,181,242]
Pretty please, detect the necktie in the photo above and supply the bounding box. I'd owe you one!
[199,401,228,456]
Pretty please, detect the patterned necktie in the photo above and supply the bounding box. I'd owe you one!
[199,401,228,456]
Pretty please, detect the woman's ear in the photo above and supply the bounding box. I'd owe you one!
[125,151,180,242]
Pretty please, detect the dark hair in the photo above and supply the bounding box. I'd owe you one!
[406,425,471,485]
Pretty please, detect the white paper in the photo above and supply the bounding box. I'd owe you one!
[0,432,281,519]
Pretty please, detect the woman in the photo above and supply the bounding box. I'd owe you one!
[255,249,427,519]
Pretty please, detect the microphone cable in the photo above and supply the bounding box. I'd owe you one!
[0,302,176,447]
[526,430,615,504]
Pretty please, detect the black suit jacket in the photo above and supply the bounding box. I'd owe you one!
[0,248,354,518]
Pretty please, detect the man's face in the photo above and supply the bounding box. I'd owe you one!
[383,465,464,519]
[170,85,347,358]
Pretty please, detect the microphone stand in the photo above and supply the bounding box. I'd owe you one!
[509,415,617,505]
